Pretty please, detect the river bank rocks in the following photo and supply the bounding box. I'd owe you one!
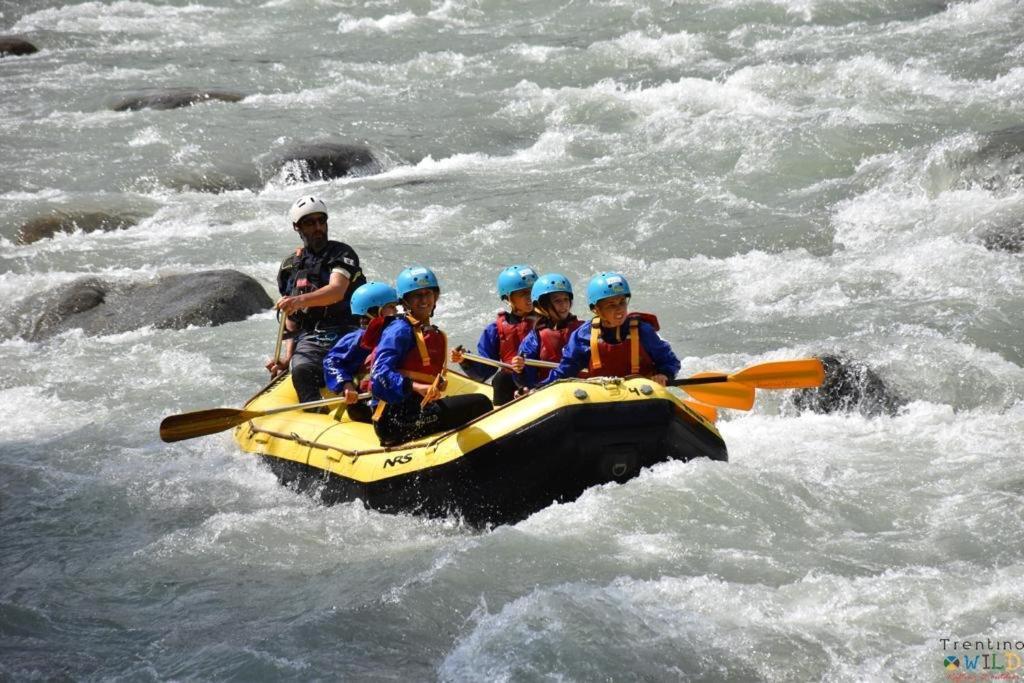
[267,142,381,183]
[3,270,273,342]
[0,37,38,57]
[16,211,140,245]
[112,88,245,112]
[791,355,904,417]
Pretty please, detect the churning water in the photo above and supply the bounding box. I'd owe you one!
[2,0,1023,680]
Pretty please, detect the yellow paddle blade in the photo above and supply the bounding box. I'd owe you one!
[680,372,755,410]
[159,408,260,443]
[682,400,718,423]
[732,358,825,389]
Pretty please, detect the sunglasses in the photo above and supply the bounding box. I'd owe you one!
[297,215,328,228]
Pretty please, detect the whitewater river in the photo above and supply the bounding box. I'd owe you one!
[2,0,1023,680]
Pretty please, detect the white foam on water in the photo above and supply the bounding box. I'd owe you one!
[587,29,711,68]
[335,11,423,34]
[0,385,101,441]
[367,130,575,183]
[13,1,226,35]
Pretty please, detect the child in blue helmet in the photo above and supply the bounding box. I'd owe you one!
[323,281,400,422]
[536,272,680,388]
[371,266,493,447]
[451,265,538,406]
[516,273,585,390]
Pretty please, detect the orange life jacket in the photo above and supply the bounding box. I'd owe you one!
[588,312,659,377]
[397,315,447,383]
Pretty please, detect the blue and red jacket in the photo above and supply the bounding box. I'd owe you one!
[371,316,447,405]
[536,313,679,387]
[516,315,584,388]
[322,315,396,393]
[462,311,535,382]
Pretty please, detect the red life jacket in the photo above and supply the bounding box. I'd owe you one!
[360,314,395,351]
[536,316,584,381]
[495,311,534,366]
[397,315,447,383]
[588,312,660,377]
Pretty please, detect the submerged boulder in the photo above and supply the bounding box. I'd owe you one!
[266,142,381,184]
[790,355,903,417]
[112,88,245,112]
[980,223,1024,253]
[0,37,38,57]
[3,270,273,342]
[16,211,139,244]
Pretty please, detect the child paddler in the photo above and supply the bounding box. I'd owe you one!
[451,264,538,406]
[515,273,585,390]
[536,272,680,388]
[323,281,400,422]
[371,266,493,447]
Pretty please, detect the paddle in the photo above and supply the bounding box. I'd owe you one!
[458,349,753,408]
[667,358,825,410]
[420,369,448,408]
[160,392,370,443]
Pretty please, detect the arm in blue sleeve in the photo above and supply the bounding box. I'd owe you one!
[462,322,498,382]
[371,322,414,403]
[323,330,362,393]
[536,326,589,388]
[516,331,540,388]
[640,322,681,378]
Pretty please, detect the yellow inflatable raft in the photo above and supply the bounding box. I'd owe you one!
[233,371,727,526]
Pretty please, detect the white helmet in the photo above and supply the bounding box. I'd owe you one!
[288,195,328,224]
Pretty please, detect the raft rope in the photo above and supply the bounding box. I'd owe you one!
[244,376,686,462]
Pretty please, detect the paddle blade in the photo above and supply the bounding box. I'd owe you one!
[159,408,259,443]
[732,358,825,389]
[680,372,755,410]
[682,400,718,423]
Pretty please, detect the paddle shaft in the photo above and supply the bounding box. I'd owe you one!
[272,314,287,365]
[459,350,556,371]
[159,392,370,443]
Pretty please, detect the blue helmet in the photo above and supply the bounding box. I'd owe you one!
[586,272,631,308]
[531,273,573,304]
[350,281,398,316]
[497,265,539,300]
[396,266,440,298]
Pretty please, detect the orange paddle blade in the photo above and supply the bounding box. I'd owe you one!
[682,400,718,423]
[680,372,755,410]
[732,358,825,389]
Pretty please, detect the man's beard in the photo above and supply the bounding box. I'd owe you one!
[302,231,328,252]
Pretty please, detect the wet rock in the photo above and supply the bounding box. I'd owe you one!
[965,126,1024,192]
[979,223,1024,253]
[4,270,273,342]
[16,211,139,245]
[0,37,38,57]
[112,88,245,112]
[266,142,381,184]
[790,355,903,417]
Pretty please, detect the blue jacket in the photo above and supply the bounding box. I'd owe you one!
[462,320,501,382]
[370,318,418,404]
[323,329,369,393]
[516,330,544,389]
[536,319,680,388]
